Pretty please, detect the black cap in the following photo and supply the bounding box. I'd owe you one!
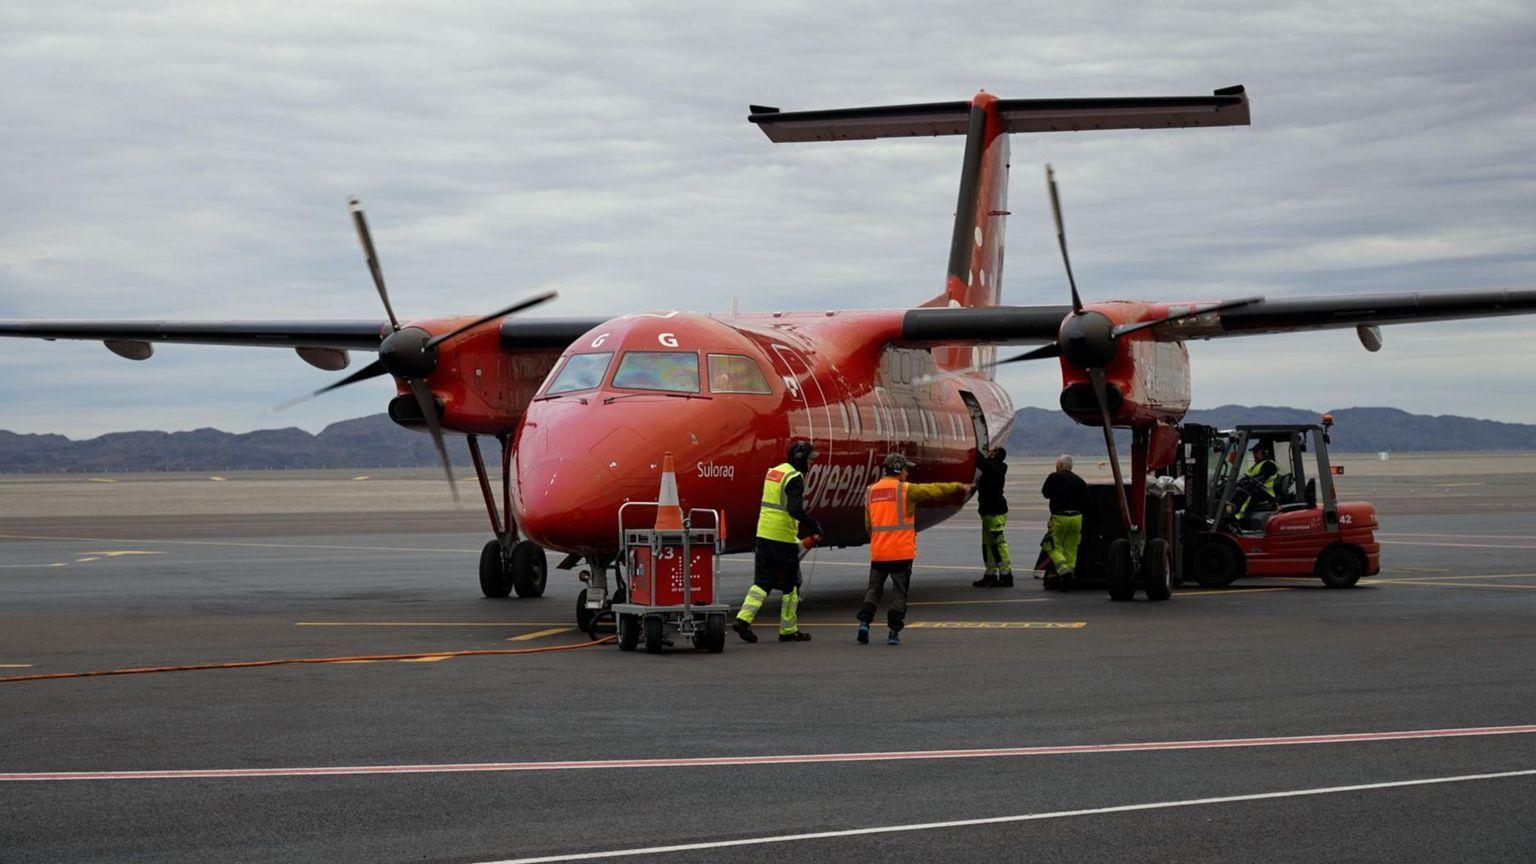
[882,452,913,475]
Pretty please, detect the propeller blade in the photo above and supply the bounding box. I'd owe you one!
[1088,367,1134,532]
[1045,164,1084,314]
[991,343,1063,367]
[1111,296,1266,338]
[425,290,559,349]
[349,198,401,332]
[268,359,388,413]
[408,378,459,504]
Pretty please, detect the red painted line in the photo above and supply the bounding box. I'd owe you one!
[3,724,1534,783]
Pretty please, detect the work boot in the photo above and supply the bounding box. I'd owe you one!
[887,629,901,646]
[856,622,870,644]
[778,631,812,642]
[731,618,757,643]
[972,573,1000,588]
[998,572,1014,588]
[1057,566,1074,586]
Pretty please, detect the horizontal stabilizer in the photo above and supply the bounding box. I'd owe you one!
[749,87,1249,143]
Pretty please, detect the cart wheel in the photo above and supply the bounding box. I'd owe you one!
[617,614,639,651]
[1106,539,1135,601]
[478,540,511,598]
[1316,546,1364,589]
[576,589,596,633]
[1143,539,1172,602]
[510,542,547,598]
[643,615,665,654]
[704,614,726,653]
[1190,534,1243,588]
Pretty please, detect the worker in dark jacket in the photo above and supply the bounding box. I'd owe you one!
[733,440,822,644]
[972,447,1013,588]
[1040,455,1089,587]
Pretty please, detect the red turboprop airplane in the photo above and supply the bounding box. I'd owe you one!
[7,85,1536,622]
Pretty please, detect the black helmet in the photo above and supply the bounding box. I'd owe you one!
[882,452,913,476]
[787,440,817,469]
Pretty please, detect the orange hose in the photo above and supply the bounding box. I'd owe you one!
[0,636,615,685]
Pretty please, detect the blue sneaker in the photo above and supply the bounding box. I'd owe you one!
[856,622,870,644]
[887,630,901,646]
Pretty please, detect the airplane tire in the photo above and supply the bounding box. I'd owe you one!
[1317,546,1364,589]
[1106,539,1135,601]
[510,542,548,598]
[1190,534,1243,588]
[1143,539,1173,601]
[478,540,512,598]
[576,589,596,633]
[643,615,665,654]
[617,614,640,651]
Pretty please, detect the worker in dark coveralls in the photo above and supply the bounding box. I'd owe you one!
[972,446,1013,588]
[733,440,821,643]
[1040,455,1089,588]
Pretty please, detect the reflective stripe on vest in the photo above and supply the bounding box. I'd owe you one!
[756,463,802,543]
[866,476,916,561]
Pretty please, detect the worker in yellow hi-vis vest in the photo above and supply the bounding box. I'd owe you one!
[733,441,822,644]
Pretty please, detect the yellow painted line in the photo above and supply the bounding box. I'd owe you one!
[208,476,227,481]
[352,476,372,481]
[398,655,454,663]
[1177,587,1294,597]
[1376,574,1536,587]
[87,478,117,483]
[296,621,571,627]
[907,598,1052,606]
[80,551,163,557]
[0,562,68,569]
[0,664,33,669]
[794,621,1085,630]
[74,557,100,563]
[1377,572,1536,583]
[507,627,572,642]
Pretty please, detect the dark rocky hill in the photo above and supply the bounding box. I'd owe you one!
[2,405,1531,472]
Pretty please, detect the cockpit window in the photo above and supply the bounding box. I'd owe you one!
[545,352,613,394]
[707,354,772,394]
[612,351,700,393]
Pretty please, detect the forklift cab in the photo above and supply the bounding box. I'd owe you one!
[1207,425,1340,534]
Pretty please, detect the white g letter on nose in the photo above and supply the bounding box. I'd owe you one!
[658,333,679,348]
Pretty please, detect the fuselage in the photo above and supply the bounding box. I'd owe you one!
[509,310,1014,555]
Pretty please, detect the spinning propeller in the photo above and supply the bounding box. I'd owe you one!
[992,166,1262,531]
[277,199,557,502]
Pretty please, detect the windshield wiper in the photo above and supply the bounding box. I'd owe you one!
[601,392,713,405]
[534,393,589,404]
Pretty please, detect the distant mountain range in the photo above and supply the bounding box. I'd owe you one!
[1,405,1532,473]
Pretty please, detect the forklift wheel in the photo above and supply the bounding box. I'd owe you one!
[1143,539,1172,601]
[617,613,640,651]
[1316,546,1364,589]
[478,540,512,598]
[643,615,665,654]
[1190,534,1243,588]
[1106,539,1135,601]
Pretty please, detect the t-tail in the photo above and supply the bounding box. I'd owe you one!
[748,86,1250,372]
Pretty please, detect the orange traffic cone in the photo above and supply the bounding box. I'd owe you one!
[654,451,685,530]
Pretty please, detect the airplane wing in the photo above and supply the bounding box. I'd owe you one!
[898,288,1536,345]
[0,317,606,358]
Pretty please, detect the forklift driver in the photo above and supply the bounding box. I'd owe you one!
[1231,441,1281,526]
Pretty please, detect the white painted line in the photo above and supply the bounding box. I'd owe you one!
[0,533,474,555]
[2,723,1531,783]
[475,769,1536,863]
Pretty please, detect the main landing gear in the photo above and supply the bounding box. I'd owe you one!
[467,434,546,599]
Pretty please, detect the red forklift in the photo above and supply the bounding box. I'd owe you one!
[1174,417,1381,588]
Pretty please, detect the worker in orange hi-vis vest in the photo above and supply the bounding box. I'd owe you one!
[859,452,970,646]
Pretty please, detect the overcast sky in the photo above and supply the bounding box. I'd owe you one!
[3,1,1535,438]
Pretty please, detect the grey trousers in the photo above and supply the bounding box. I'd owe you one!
[858,561,913,631]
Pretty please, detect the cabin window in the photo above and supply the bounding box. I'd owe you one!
[613,351,700,393]
[706,354,771,394]
[545,352,613,394]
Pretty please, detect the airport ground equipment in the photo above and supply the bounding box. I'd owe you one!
[611,503,729,654]
[1175,418,1380,588]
